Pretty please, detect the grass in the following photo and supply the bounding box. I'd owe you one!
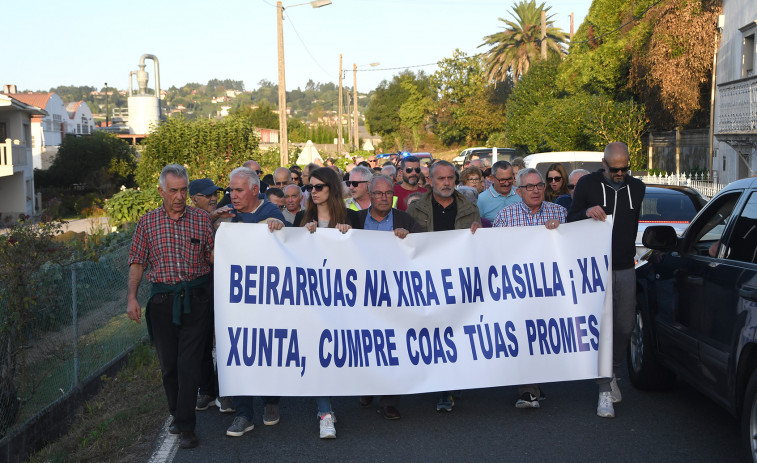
[25,342,165,463]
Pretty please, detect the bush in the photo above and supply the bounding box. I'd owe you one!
[104,187,161,227]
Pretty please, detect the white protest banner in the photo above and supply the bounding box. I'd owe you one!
[215,218,614,397]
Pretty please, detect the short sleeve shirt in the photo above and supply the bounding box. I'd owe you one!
[128,206,214,284]
[493,201,567,228]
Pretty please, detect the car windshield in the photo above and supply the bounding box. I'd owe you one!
[639,191,702,223]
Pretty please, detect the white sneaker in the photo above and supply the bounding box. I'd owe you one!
[597,392,615,418]
[610,376,622,403]
[319,413,336,439]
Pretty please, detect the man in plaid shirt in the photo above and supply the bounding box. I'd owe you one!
[493,167,567,409]
[127,164,214,450]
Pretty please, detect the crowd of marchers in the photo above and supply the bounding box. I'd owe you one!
[126,142,643,449]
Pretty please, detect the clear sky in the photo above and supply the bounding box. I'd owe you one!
[5,0,592,94]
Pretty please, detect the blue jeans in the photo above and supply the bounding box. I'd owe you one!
[233,396,280,420]
[316,397,332,416]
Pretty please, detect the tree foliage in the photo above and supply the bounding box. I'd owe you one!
[480,0,568,82]
[135,114,275,189]
[629,0,720,128]
[35,132,137,194]
[431,50,509,145]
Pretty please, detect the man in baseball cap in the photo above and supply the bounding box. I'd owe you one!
[189,178,222,215]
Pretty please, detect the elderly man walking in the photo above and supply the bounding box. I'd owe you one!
[127,164,215,449]
[568,142,645,419]
[493,167,566,409]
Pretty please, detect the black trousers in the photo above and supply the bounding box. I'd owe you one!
[147,287,211,432]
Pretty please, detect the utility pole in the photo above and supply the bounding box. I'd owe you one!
[541,10,547,59]
[277,1,288,166]
[353,63,359,152]
[570,12,574,43]
[104,82,109,127]
[337,54,343,156]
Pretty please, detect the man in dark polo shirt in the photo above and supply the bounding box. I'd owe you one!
[127,164,215,449]
[406,160,480,412]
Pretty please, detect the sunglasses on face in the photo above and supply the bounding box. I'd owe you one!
[547,176,562,183]
[568,184,576,190]
[304,183,327,192]
[346,180,368,187]
[255,170,263,176]
[405,167,421,174]
[606,166,630,174]
[292,176,301,181]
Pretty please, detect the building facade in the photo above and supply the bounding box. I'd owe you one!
[0,94,44,219]
[714,0,757,183]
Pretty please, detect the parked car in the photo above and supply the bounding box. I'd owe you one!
[632,176,757,460]
[523,151,604,178]
[454,147,517,168]
[635,185,708,262]
[376,151,433,166]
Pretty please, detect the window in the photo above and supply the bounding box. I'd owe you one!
[744,34,755,77]
[726,192,757,263]
[688,192,741,257]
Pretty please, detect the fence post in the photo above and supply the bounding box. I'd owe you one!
[648,132,654,171]
[675,128,681,175]
[72,262,79,384]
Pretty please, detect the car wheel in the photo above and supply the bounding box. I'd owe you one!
[742,369,757,462]
[626,304,675,390]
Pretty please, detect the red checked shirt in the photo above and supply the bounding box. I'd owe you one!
[493,200,567,228]
[128,205,214,284]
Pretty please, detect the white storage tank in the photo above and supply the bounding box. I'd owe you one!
[128,95,160,134]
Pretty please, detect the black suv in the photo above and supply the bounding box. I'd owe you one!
[632,176,757,460]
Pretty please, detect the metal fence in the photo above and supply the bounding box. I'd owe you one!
[0,243,149,440]
[636,172,726,198]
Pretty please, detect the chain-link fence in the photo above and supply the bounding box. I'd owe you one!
[0,243,149,439]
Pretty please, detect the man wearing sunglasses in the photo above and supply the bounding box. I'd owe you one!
[344,165,373,211]
[394,155,427,211]
[568,142,646,420]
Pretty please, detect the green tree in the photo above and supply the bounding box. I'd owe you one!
[399,81,433,151]
[480,0,568,82]
[365,71,431,150]
[431,50,509,145]
[135,114,275,189]
[35,132,137,194]
[233,102,279,129]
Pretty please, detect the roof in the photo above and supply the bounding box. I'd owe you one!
[0,94,48,115]
[7,92,54,110]
[66,101,83,118]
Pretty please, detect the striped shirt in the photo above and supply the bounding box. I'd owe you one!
[128,205,214,284]
[493,201,567,228]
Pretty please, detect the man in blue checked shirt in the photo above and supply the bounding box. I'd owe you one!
[493,167,567,409]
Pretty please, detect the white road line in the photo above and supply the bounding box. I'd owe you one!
[146,416,179,463]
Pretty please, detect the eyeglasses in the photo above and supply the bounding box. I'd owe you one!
[255,170,263,176]
[606,165,630,174]
[275,181,289,186]
[371,191,393,198]
[466,177,481,183]
[519,182,546,191]
[494,176,514,184]
[405,167,421,174]
[304,183,327,192]
[193,192,218,198]
[547,176,562,183]
[568,184,576,190]
[346,180,368,187]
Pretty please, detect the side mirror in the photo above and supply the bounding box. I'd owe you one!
[642,225,678,251]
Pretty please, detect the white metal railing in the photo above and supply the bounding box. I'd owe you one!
[636,172,726,198]
[717,75,757,134]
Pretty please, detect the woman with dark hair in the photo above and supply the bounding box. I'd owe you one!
[545,162,569,203]
[292,167,358,439]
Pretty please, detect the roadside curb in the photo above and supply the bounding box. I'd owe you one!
[146,416,179,463]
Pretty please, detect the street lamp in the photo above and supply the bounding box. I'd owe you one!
[277,0,332,167]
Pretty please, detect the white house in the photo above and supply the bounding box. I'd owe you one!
[714,1,757,183]
[0,93,45,219]
[65,101,95,135]
[2,89,68,170]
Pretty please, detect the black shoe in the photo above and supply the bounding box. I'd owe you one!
[168,418,180,435]
[515,392,540,409]
[359,396,373,407]
[378,405,401,420]
[179,431,199,449]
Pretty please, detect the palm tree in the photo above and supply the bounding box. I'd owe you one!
[479,0,568,82]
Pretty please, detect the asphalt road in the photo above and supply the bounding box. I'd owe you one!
[155,363,742,462]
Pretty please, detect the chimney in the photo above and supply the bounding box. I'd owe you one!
[3,84,17,94]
